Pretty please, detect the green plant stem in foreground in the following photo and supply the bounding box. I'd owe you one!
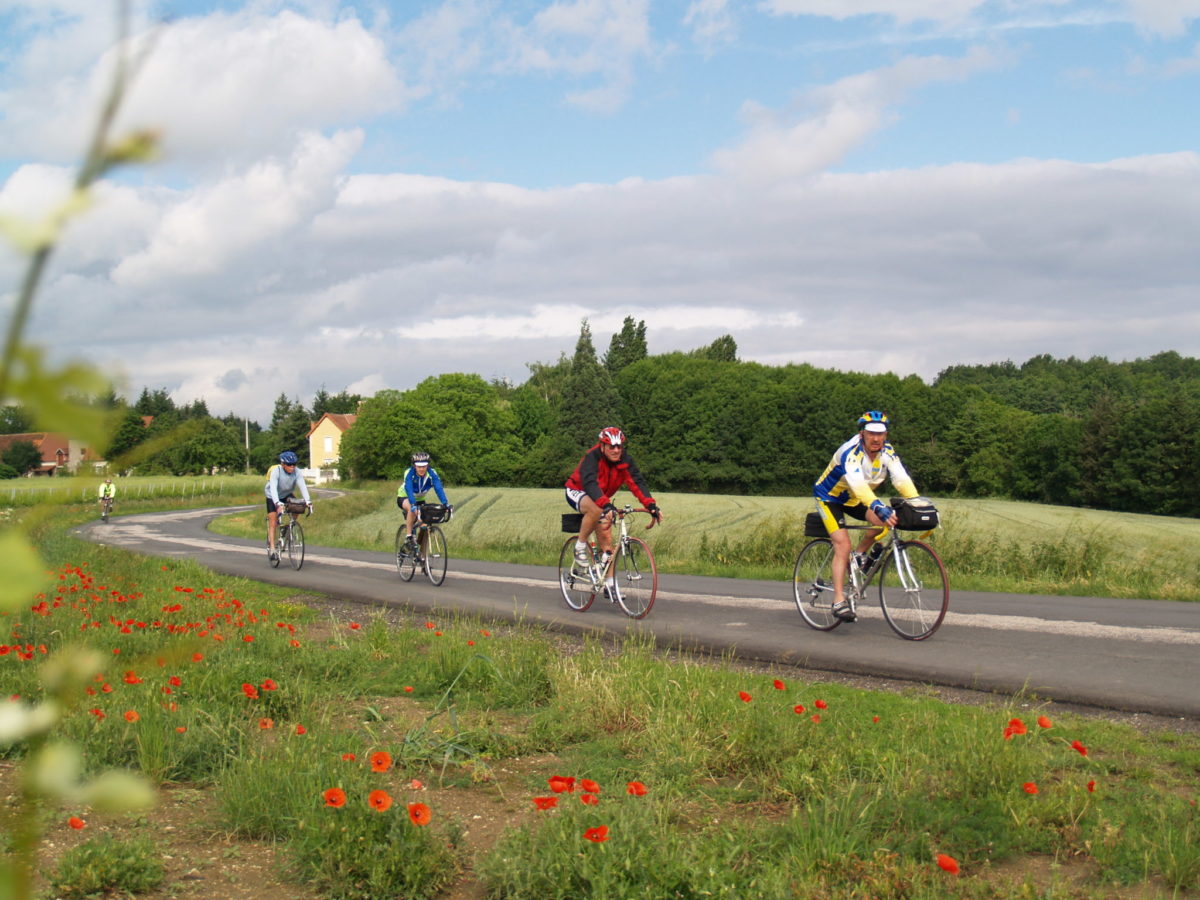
[5,501,1200,899]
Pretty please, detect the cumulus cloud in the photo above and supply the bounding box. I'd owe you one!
[0,8,407,167]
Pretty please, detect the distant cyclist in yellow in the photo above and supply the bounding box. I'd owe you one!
[813,411,919,622]
[98,477,116,510]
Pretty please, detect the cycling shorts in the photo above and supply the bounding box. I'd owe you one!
[564,488,588,511]
[815,498,867,535]
[266,494,294,513]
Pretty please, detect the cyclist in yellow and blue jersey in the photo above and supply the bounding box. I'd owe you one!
[397,452,450,549]
[813,410,919,621]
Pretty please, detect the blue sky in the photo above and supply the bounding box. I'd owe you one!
[1,0,1198,422]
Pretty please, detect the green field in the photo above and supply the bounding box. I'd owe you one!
[0,474,263,508]
[209,483,1200,602]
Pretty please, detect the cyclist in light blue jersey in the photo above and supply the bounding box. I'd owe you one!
[397,451,450,549]
[265,450,312,562]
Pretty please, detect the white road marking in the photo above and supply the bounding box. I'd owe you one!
[91,521,1200,646]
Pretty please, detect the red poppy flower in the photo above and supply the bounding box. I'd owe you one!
[289,639,301,648]
[480,629,491,637]
[295,724,307,735]
[368,789,393,812]
[241,683,259,699]
[324,788,346,808]
[793,704,806,714]
[124,710,139,723]
[260,679,278,691]
[1087,780,1096,793]
[872,715,880,723]
[259,718,274,730]
[580,779,601,794]
[773,679,785,690]
[168,676,182,687]
[408,802,432,826]
[342,753,357,762]
[811,714,822,723]
[815,699,828,709]
[738,691,752,703]
[583,825,609,843]
[1003,717,1028,740]
[404,686,414,693]
[68,816,86,830]
[626,781,648,796]
[89,708,105,719]
[371,751,392,772]
[349,622,361,630]
[176,726,187,733]
[533,796,558,810]
[467,640,475,646]
[409,779,423,790]
[580,793,599,805]
[1037,715,1053,729]
[936,854,959,874]
[1023,782,1039,794]
[123,671,142,684]
[1071,740,1088,757]
[425,622,435,629]
[548,776,575,793]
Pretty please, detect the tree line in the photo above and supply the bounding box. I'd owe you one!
[340,322,1199,517]
[3,321,1195,518]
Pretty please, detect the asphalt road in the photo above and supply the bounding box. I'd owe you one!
[77,505,1200,720]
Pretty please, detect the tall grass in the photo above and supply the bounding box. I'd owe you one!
[212,483,1200,600]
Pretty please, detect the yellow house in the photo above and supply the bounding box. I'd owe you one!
[306,413,357,483]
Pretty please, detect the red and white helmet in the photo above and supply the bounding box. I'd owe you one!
[598,427,625,447]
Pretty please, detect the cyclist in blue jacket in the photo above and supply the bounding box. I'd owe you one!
[397,452,450,549]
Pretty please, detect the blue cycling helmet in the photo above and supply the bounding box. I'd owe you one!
[279,451,299,465]
[857,410,889,432]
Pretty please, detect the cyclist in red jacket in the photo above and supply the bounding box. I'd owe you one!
[564,427,663,567]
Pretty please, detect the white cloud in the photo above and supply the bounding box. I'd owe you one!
[501,0,656,112]
[759,0,984,27]
[684,0,737,50]
[0,9,407,167]
[711,47,1003,181]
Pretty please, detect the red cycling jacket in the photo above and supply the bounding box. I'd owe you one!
[565,443,655,509]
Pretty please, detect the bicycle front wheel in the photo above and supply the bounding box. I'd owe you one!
[287,521,305,570]
[877,540,948,640]
[395,527,416,581]
[424,526,448,586]
[557,537,595,612]
[613,537,657,619]
[792,539,843,631]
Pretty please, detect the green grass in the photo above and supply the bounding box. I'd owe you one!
[209,482,1200,601]
[6,500,1200,899]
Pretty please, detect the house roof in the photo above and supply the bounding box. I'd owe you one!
[0,432,70,465]
[307,412,358,438]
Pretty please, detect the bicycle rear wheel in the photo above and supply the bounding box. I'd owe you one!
[613,537,657,619]
[287,521,305,570]
[395,527,416,581]
[877,540,948,640]
[424,526,448,586]
[557,537,595,612]
[792,539,843,631]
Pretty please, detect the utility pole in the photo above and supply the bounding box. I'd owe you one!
[244,418,250,475]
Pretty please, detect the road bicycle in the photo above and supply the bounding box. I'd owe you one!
[99,496,114,522]
[557,505,658,619]
[269,499,307,571]
[395,503,452,587]
[792,498,948,640]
